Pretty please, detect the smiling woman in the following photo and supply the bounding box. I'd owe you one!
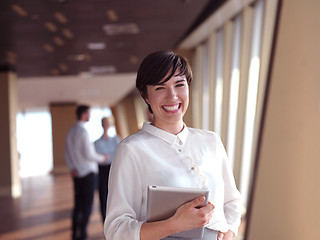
[145,73,189,134]
[104,51,242,240]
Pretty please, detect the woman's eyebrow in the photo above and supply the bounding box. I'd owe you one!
[153,78,186,86]
[175,79,186,83]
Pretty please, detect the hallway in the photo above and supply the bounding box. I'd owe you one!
[0,174,104,240]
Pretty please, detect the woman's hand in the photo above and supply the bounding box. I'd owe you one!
[170,196,215,233]
[217,230,234,240]
[140,196,214,240]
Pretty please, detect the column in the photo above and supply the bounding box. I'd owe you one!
[0,66,21,197]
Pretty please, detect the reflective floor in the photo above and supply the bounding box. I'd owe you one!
[0,174,104,240]
[0,174,245,240]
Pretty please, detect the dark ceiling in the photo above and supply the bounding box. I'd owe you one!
[0,0,225,78]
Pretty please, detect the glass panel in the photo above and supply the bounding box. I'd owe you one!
[85,106,113,140]
[214,28,224,135]
[227,15,242,170]
[202,41,210,130]
[17,108,53,178]
[240,0,265,207]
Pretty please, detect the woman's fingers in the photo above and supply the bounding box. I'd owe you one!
[217,231,224,240]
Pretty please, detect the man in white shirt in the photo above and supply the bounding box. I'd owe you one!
[65,105,107,240]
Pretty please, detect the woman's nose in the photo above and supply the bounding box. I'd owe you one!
[167,88,178,99]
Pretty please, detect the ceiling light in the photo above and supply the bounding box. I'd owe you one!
[44,21,58,32]
[61,29,74,39]
[54,12,68,24]
[103,23,139,36]
[78,72,93,78]
[53,36,65,46]
[58,63,68,72]
[43,44,54,53]
[68,54,91,61]
[50,68,60,75]
[5,51,17,65]
[106,9,118,22]
[87,42,106,50]
[11,4,28,17]
[129,56,138,64]
[89,66,117,74]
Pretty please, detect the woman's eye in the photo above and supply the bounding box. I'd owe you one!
[176,84,185,87]
[155,86,165,90]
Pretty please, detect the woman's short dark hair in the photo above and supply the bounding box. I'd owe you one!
[136,51,193,101]
[76,105,90,120]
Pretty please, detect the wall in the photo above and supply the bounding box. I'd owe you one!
[50,103,77,174]
[0,71,20,197]
[246,0,320,239]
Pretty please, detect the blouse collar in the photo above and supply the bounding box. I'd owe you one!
[142,122,188,145]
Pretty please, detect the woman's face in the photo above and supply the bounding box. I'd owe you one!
[145,71,189,131]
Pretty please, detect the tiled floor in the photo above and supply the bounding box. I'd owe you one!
[0,174,104,240]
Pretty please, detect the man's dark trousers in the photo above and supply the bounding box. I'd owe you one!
[72,172,95,240]
[98,164,111,222]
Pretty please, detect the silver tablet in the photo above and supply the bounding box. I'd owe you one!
[147,185,209,238]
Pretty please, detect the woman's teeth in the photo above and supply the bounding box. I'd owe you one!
[162,104,180,111]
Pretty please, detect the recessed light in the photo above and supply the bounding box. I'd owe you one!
[58,63,68,72]
[43,44,54,53]
[53,36,65,46]
[61,29,74,39]
[106,9,118,22]
[5,51,17,65]
[68,54,91,61]
[50,68,60,75]
[89,66,117,74]
[87,42,106,50]
[54,12,68,24]
[11,4,28,17]
[103,23,139,36]
[44,22,58,32]
[129,56,138,64]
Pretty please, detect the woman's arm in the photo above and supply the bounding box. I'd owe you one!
[140,196,215,240]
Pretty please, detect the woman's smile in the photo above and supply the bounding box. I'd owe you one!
[162,103,181,112]
[145,72,189,134]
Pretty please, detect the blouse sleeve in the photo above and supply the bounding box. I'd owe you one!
[218,137,243,235]
[104,142,144,240]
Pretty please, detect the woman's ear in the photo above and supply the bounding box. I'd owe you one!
[142,90,150,104]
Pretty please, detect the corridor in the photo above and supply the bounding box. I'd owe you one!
[0,174,104,240]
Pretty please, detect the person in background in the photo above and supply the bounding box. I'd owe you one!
[65,105,107,240]
[104,51,242,240]
[94,117,121,223]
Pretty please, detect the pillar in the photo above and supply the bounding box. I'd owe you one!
[0,66,21,197]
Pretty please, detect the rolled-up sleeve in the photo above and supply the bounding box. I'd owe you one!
[104,142,144,240]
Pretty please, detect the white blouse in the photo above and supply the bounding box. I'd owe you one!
[104,122,242,240]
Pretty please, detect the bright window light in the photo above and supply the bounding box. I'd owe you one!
[17,108,53,178]
[214,29,224,135]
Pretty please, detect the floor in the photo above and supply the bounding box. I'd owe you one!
[0,174,245,240]
[0,174,104,240]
